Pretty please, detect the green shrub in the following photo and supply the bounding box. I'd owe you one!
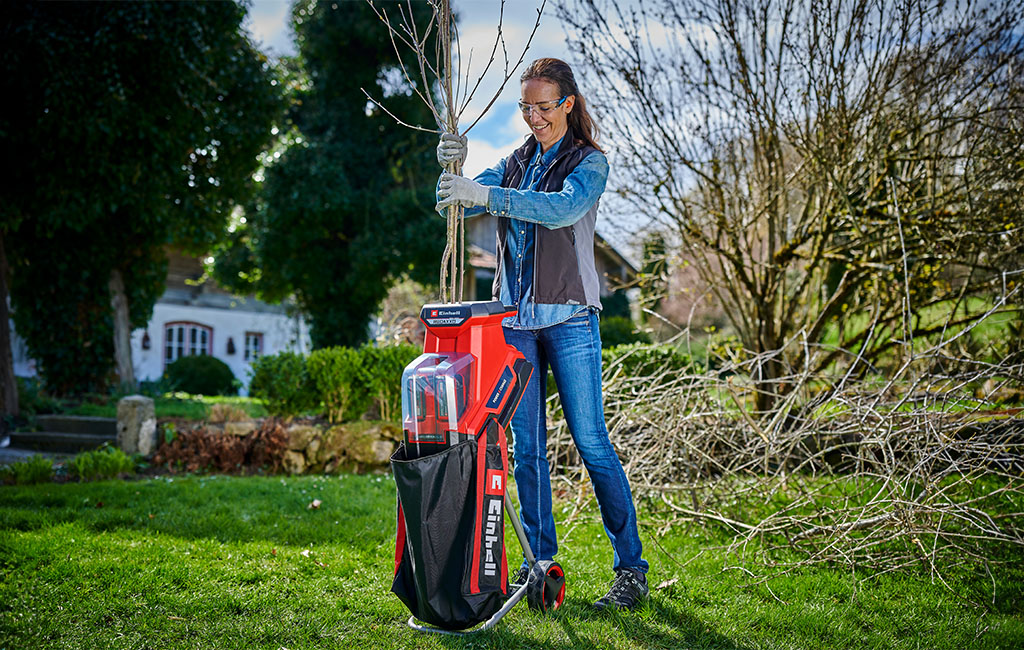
[248,351,317,417]
[15,377,61,416]
[0,454,55,485]
[164,355,237,396]
[357,344,421,422]
[599,316,651,348]
[68,444,134,481]
[602,342,696,385]
[600,291,632,320]
[308,347,369,423]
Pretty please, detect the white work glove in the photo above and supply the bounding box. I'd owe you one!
[436,132,468,168]
[436,172,489,211]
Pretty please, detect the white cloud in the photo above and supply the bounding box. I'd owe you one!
[245,0,295,58]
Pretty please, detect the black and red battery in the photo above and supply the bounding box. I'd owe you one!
[401,300,532,458]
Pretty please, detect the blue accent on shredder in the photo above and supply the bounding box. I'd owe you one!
[486,366,514,410]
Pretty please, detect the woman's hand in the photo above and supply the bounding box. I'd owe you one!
[436,133,468,168]
[436,172,489,211]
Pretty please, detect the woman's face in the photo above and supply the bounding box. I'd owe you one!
[520,78,575,152]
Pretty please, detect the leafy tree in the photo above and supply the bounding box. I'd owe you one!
[562,0,1024,411]
[0,1,283,395]
[213,0,446,349]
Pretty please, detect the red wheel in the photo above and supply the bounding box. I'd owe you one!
[526,560,566,612]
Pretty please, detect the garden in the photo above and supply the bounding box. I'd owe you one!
[3,329,1023,648]
[4,0,1024,648]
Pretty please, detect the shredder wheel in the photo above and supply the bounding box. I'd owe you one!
[526,560,566,612]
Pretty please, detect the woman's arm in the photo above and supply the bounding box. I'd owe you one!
[485,151,608,229]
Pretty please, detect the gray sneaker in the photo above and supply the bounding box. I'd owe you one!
[593,569,649,611]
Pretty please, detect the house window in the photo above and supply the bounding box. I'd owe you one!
[244,332,263,361]
[164,322,213,365]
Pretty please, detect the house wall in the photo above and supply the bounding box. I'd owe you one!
[9,296,311,396]
[135,301,310,394]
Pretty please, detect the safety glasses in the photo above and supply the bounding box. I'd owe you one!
[518,96,568,115]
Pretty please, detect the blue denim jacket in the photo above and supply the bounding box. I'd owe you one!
[465,135,609,329]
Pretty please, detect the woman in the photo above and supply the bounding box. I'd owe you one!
[435,58,649,611]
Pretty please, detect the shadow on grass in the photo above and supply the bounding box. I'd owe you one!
[603,596,751,650]
[424,595,747,650]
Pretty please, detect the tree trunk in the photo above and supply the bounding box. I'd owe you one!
[0,231,18,419]
[109,268,136,391]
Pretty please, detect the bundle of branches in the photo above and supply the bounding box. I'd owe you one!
[546,305,1024,580]
[153,419,288,474]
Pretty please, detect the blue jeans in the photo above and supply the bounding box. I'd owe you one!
[503,311,648,574]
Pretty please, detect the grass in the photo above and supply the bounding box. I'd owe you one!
[2,473,1022,649]
[59,393,269,421]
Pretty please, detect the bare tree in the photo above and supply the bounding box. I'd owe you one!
[561,0,1024,412]
[366,0,546,303]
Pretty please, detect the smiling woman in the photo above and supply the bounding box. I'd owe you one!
[434,56,650,612]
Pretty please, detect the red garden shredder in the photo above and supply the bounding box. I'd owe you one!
[389,300,567,634]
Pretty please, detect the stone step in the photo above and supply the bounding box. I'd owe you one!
[7,431,116,453]
[34,415,117,436]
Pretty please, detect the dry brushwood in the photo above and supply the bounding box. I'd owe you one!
[546,298,1024,585]
[153,419,288,474]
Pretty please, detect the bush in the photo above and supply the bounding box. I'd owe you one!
[308,347,369,423]
[68,444,134,481]
[600,291,632,320]
[164,355,237,396]
[602,342,696,385]
[15,377,61,416]
[0,454,54,485]
[357,344,421,422]
[248,351,317,417]
[599,316,651,348]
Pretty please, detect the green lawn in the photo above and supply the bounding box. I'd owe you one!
[58,393,269,420]
[1,474,1022,649]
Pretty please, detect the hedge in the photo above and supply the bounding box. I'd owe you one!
[249,344,420,421]
[251,342,692,422]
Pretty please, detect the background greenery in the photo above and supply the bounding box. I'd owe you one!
[1,1,283,394]
[211,0,446,349]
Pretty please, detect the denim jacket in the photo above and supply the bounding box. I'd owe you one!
[465,132,608,328]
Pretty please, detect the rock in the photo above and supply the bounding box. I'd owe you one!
[372,440,395,464]
[117,395,157,456]
[282,450,306,475]
[224,421,257,437]
[286,425,319,451]
[304,435,322,463]
[317,425,348,465]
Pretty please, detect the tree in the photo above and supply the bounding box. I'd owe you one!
[0,1,283,395]
[562,0,1024,411]
[213,0,446,350]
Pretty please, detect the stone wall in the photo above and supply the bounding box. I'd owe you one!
[201,418,401,474]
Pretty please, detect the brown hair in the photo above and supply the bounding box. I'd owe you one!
[520,58,602,152]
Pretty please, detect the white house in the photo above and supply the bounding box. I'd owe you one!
[11,248,311,394]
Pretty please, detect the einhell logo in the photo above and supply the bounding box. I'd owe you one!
[485,470,503,495]
[483,496,501,577]
[425,306,466,327]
